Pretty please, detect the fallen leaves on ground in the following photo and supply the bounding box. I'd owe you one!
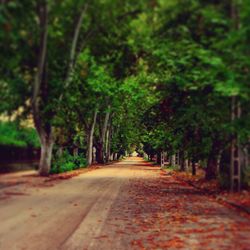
[98,168,250,250]
[0,165,101,190]
[169,169,250,216]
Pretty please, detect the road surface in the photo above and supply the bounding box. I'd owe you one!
[0,157,250,250]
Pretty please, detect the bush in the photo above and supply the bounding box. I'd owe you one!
[167,165,179,171]
[58,162,75,173]
[0,121,40,148]
[73,154,88,169]
[50,150,87,174]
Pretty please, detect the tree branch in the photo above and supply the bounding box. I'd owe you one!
[65,3,88,88]
[32,0,48,135]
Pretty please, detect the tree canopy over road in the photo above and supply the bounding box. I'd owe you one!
[0,0,249,188]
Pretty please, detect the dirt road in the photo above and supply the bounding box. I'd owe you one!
[0,157,250,250]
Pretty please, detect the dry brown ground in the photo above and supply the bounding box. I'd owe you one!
[0,157,250,250]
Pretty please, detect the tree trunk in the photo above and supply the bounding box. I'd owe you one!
[110,153,114,161]
[86,110,97,166]
[96,143,103,163]
[39,131,53,176]
[157,151,161,164]
[106,123,112,163]
[96,107,111,164]
[150,154,154,161]
[205,140,221,180]
[185,159,189,170]
[175,151,179,167]
[179,150,185,171]
[32,1,52,176]
[104,123,110,163]
[205,155,217,180]
[101,108,110,162]
[32,1,48,106]
[57,147,63,157]
[230,0,242,192]
[192,160,196,176]
[216,150,223,176]
[171,154,176,167]
[73,148,78,156]
[92,146,96,163]
[59,4,88,101]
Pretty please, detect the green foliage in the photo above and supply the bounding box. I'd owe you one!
[0,0,249,183]
[0,121,40,148]
[50,150,87,174]
[138,0,249,173]
[19,127,41,148]
[72,154,88,169]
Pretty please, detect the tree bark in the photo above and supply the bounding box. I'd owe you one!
[96,107,111,164]
[205,139,221,180]
[95,143,103,163]
[179,150,185,171]
[86,109,97,166]
[192,159,196,176]
[57,147,63,157]
[110,153,114,161]
[73,148,78,156]
[157,151,161,164]
[205,155,218,180]
[105,122,112,163]
[32,0,48,107]
[216,150,222,176]
[32,1,53,176]
[39,131,53,176]
[171,154,176,167]
[104,125,109,162]
[101,107,111,162]
[230,0,242,192]
[59,4,88,101]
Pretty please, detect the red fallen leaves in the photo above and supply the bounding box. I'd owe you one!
[181,228,216,234]
[168,169,250,217]
[115,230,129,235]
[31,182,55,188]
[221,191,250,208]
[94,235,108,239]
[0,196,9,201]
[4,191,28,196]
[0,165,102,191]
[157,237,184,248]
[206,234,227,239]
[169,169,220,193]
[130,239,146,249]
[45,167,99,182]
[101,163,250,250]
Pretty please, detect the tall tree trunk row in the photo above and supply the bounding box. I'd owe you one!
[32,0,53,176]
[86,109,98,166]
